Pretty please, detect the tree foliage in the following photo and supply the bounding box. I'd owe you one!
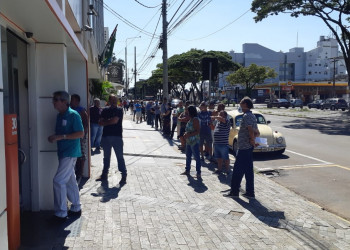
[89,80,114,102]
[147,49,240,103]
[226,64,277,96]
[251,0,350,85]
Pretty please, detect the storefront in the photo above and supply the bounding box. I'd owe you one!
[0,1,92,248]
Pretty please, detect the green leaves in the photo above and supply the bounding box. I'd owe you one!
[226,63,277,96]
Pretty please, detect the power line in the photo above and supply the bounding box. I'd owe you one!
[139,13,162,64]
[133,0,161,8]
[100,0,155,37]
[184,9,251,41]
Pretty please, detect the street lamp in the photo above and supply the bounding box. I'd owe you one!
[125,36,141,96]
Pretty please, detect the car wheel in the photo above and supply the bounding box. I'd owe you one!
[308,105,311,109]
[232,140,238,157]
[267,104,271,108]
[301,106,303,109]
[331,106,335,111]
[342,108,345,111]
[321,106,324,110]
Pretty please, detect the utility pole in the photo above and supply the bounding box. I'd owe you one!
[125,47,127,95]
[162,0,169,100]
[134,46,137,98]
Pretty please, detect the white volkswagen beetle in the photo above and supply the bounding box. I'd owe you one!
[228,109,286,157]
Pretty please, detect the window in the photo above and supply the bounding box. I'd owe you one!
[315,64,318,66]
[308,63,312,67]
[324,63,328,67]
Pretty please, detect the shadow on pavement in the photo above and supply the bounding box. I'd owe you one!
[91,179,124,202]
[253,153,290,162]
[234,198,285,227]
[283,118,350,136]
[20,211,80,249]
[186,175,208,193]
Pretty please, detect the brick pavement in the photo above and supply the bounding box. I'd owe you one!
[25,112,350,249]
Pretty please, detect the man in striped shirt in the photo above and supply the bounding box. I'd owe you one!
[212,110,231,174]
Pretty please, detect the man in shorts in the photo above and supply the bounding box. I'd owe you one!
[212,110,231,174]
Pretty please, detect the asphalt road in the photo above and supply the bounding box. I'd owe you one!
[249,113,350,221]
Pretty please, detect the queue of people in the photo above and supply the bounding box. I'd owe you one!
[48,92,258,223]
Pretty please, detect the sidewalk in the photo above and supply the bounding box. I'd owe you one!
[21,113,350,249]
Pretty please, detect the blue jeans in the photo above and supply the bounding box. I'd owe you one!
[185,143,201,174]
[90,123,103,148]
[101,136,127,176]
[230,147,254,194]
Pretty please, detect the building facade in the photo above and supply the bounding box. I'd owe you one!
[0,0,104,248]
[219,36,348,102]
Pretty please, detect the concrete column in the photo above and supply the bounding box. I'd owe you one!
[33,43,68,210]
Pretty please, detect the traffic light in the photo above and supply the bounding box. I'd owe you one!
[201,57,218,81]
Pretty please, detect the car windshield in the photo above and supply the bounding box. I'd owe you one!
[235,114,266,127]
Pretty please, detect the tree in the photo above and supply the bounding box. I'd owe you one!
[251,0,350,86]
[89,80,114,102]
[226,64,277,96]
[167,49,240,103]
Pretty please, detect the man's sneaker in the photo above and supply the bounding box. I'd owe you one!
[180,171,190,176]
[119,175,127,185]
[68,210,82,217]
[223,192,239,198]
[213,170,222,175]
[242,193,255,199]
[95,174,107,181]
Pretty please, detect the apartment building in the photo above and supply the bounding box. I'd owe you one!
[220,36,348,101]
[0,0,104,248]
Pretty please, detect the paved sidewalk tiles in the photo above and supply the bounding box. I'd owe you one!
[21,114,350,249]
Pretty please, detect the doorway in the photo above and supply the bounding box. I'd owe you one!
[2,28,31,211]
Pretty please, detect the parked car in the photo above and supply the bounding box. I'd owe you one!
[290,99,304,108]
[228,109,286,157]
[267,99,290,108]
[307,100,323,109]
[320,98,348,111]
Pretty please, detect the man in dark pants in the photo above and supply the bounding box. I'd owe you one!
[224,97,259,199]
[96,94,127,185]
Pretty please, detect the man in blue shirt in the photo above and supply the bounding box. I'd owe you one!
[48,91,84,222]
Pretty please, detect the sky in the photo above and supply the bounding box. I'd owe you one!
[103,0,335,87]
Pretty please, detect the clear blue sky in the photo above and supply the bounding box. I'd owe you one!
[103,0,334,86]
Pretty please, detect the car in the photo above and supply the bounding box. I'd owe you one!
[171,98,182,108]
[320,98,348,111]
[307,100,323,109]
[266,99,290,108]
[228,109,286,157]
[290,99,304,108]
